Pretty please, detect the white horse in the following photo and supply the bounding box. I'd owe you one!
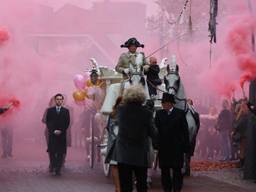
[163,56,198,175]
[101,53,150,114]
[161,56,197,137]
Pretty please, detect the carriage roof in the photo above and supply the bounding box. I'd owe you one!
[97,67,123,84]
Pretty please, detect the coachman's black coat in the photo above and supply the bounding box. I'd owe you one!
[155,107,190,168]
[46,107,70,154]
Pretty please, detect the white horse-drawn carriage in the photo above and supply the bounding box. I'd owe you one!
[92,55,198,177]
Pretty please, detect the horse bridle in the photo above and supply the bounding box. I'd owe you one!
[164,71,189,112]
[127,64,145,85]
[164,71,181,94]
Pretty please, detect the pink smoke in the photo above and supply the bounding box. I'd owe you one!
[218,82,237,99]
[196,13,256,101]
[226,16,254,55]
[238,54,256,74]
[0,27,9,44]
[240,72,253,88]
[226,15,256,89]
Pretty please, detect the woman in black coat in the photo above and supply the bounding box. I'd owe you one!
[105,96,123,192]
[115,85,156,192]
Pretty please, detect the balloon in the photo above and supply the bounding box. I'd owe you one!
[74,74,86,90]
[73,90,87,102]
[73,95,94,108]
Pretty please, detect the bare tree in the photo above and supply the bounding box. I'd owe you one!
[148,0,210,34]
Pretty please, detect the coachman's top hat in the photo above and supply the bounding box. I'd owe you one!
[161,92,176,104]
[120,37,144,48]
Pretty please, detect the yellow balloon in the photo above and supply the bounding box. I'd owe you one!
[73,90,86,101]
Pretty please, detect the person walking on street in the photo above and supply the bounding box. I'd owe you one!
[1,102,17,158]
[46,93,70,176]
[115,85,157,192]
[155,93,190,192]
[105,96,123,192]
[216,99,233,161]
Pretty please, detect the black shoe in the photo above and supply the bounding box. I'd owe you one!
[55,170,61,176]
[184,168,191,176]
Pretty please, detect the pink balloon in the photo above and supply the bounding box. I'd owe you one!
[73,74,85,90]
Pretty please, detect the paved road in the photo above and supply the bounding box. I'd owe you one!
[0,142,255,192]
[1,168,255,192]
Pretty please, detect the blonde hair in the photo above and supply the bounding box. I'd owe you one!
[122,85,146,104]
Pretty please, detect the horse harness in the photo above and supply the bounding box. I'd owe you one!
[164,71,181,94]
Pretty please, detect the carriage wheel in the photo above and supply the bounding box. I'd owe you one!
[89,142,95,169]
[100,127,110,176]
[102,158,110,177]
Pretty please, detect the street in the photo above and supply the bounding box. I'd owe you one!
[0,142,256,192]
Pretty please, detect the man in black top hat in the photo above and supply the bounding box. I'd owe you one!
[155,93,190,192]
[115,37,149,76]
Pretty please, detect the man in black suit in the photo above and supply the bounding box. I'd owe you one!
[46,93,70,176]
[155,93,190,192]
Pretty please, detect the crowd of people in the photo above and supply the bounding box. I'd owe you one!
[39,89,256,191]
[232,98,256,180]
[196,97,256,181]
